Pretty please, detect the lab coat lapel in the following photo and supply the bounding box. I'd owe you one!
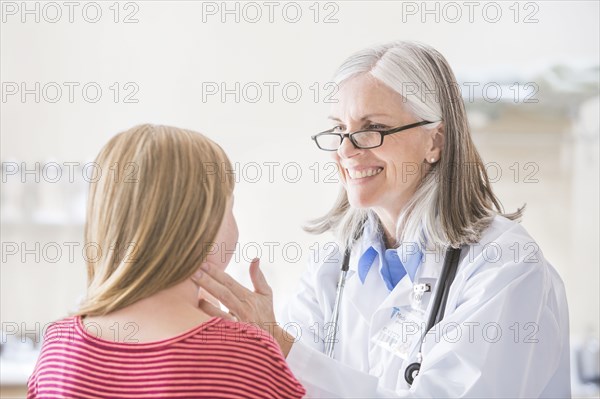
[345,247,389,323]
[368,250,442,365]
[378,274,414,311]
[372,245,442,320]
[370,274,414,329]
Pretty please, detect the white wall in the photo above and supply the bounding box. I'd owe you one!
[1,1,599,346]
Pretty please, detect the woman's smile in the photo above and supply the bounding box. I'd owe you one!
[345,166,384,181]
[329,73,432,213]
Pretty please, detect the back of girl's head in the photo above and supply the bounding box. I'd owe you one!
[76,124,234,316]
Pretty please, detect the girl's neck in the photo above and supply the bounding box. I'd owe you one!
[82,279,212,343]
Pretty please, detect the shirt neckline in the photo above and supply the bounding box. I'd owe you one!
[75,315,223,349]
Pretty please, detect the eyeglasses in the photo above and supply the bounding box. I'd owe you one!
[311,120,436,151]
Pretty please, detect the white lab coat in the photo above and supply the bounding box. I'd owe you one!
[280,215,571,398]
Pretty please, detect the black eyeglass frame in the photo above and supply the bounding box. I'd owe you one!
[311,120,436,151]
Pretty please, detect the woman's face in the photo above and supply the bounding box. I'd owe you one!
[329,74,441,217]
[204,196,238,270]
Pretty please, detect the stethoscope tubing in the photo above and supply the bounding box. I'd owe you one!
[326,244,462,386]
[324,269,348,357]
[325,249,351,357]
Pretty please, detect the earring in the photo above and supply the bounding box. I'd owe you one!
[430,158,436,163]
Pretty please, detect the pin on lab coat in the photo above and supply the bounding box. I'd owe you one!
[280,215,571,398]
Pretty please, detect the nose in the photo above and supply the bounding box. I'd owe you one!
[337,134,360,159]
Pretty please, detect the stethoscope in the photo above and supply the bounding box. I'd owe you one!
[324,243,463,386]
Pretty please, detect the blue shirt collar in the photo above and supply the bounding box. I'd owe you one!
[356,219,424,291]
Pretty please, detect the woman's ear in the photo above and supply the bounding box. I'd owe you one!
[425,122,444,163]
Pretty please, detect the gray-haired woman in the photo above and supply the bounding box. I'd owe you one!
[195,41,571,398]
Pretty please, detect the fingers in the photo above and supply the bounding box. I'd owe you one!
[195,270,239,310]
[200,262,253,297]
[228,312,239,322]
[196,263,251,315]
[197,299,234,320]
[249,258,272,296]
[197,288,220,308]
[195,259,273,326]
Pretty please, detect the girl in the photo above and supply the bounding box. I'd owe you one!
[27,124,305,399]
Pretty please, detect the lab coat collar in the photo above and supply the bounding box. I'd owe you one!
[345,218,427,322]
[344,250,389,323]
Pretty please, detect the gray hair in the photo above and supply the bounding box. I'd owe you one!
[305,41,523,250]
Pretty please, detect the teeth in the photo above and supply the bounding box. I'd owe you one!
[347,167,383,179]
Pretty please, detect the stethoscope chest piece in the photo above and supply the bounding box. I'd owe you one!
[327,241,463,386]
[404,362,420,385]
[401,245,463,386]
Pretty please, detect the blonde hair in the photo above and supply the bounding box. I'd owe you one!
[76,124,234,317]
[305,41,523,249]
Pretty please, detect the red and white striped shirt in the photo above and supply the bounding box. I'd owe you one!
[27,316,305,399]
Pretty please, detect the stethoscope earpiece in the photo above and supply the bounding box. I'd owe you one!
[404,362,421,385]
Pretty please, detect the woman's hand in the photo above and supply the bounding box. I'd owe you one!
[195,258,295,357]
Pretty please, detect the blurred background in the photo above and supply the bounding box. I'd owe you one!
[1,1,599,397]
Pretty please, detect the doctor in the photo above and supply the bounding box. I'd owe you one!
[195,41,571,398]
